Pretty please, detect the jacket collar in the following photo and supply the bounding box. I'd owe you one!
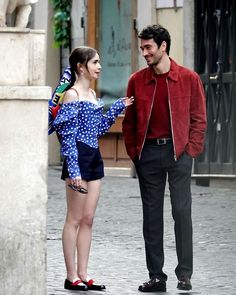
[144,57,179,84]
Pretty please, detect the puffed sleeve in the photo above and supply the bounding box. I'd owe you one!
[53,102,81,179]
[97,98,126,137]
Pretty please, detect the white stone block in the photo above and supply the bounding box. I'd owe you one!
[0,86,51,295]
[0,28,46,86]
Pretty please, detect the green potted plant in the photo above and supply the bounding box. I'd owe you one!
[51,0,72,49]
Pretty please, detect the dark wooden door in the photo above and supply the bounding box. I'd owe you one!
[194,0,236,175]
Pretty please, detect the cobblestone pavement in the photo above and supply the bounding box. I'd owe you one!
[47,167,236,295]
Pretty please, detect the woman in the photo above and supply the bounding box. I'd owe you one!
[53,46,133,291]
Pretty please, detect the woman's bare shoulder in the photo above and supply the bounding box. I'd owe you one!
[63,88,79,103]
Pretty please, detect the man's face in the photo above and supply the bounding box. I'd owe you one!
[140,38,165,66]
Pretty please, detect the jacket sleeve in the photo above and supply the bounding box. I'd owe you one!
[186,74,207,157]
[97,98,126,137]
[52,102,81,179]
[122,75,137,160]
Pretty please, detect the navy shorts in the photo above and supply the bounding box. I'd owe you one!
[61,141,104,181]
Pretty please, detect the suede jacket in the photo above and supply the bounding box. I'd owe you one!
[122,58,207,161]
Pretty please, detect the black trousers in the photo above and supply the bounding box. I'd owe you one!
[135,141,193,281]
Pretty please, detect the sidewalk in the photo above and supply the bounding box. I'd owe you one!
[47,167,236,295]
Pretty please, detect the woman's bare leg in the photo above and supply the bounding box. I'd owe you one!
[62,178,88,281]
[77,179,101,281]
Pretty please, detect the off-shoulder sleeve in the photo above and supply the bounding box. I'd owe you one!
[53,102,81,179]
[98,98,126,137]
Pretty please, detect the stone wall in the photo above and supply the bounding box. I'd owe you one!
[0,28,50,295]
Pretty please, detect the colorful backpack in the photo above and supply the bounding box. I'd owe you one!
[48,67,71,135]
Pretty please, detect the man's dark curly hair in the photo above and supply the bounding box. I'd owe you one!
[138,24,171,55]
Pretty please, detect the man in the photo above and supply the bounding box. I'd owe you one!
[122,24,206,292]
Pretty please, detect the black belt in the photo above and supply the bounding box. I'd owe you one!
[145,138,172,145]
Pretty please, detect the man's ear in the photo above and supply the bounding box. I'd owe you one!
[161,41,167,52]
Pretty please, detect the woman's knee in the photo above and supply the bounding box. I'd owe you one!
[80,214,94,227]
[65,213,94,228]
[65,214,82,229]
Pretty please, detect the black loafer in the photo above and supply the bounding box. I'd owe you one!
[138,278,166,292]
[64,278,88,291]
[177,276,192,291]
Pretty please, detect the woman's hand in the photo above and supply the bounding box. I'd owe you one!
[70,176,82,188]
[68,176,88,194]
[122,96,134,107]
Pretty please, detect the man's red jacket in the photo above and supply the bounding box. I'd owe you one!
[122,58,207,161]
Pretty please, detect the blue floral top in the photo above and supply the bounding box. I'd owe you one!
[53,98,126,179]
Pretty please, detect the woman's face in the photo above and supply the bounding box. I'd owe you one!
[86,53,102,80]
